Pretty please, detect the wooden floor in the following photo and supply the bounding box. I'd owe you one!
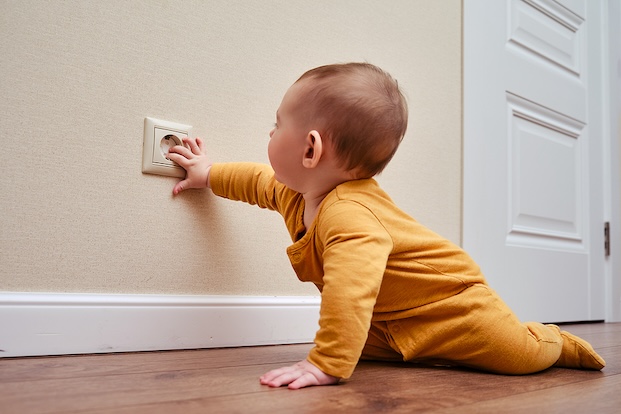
[1,323,620,413]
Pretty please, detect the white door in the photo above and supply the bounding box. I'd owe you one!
[463,0,606,323]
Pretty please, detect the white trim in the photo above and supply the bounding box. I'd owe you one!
[0,293,320,358]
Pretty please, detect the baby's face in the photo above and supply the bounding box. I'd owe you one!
[267,81,311,191]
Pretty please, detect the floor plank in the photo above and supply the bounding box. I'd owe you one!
[0,344,313,383]
[434,374,621,414]
[0,322,619,413]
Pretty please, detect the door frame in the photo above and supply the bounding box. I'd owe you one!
[603,0,621,322]
[462,0,621,322]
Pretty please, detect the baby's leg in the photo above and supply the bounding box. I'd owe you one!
[388,284,604,374]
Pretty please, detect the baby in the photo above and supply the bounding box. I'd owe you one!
[167,62,605,390]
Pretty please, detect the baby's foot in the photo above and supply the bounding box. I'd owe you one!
[552,327,605,370]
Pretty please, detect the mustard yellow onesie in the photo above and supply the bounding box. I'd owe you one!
[210,162,605,379]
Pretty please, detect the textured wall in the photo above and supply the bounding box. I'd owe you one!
[0,0,462,295]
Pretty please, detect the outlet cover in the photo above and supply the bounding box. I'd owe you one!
[142,117,192,178]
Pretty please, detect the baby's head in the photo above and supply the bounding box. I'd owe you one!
[292,62,408,179]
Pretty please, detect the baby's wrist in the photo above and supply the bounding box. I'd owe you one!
[205,165,213,188]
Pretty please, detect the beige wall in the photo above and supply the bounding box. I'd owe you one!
[0,0,462,295]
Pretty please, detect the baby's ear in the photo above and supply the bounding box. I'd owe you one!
[302,130,323,168]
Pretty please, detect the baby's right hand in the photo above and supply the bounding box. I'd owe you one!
[259,359,340,390]
[167,136,212,195]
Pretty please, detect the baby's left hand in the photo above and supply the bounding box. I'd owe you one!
[259,359,340,390]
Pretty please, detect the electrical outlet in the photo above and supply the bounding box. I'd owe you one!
[142,117,192,178]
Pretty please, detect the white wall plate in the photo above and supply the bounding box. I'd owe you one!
[142,117,192,178]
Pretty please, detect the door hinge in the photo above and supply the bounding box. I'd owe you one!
[605,222,610,257]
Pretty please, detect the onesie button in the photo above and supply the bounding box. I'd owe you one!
[290,253,301,263]
[391,324,401,333]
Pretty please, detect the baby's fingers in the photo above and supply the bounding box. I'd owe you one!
[166,150,190,169]
[172,179,188,196]
[287,372,322,390]
[259,368,282,383]
[259,367,297,387]
[183,136,204,155]
[195,136,205,153]
[168,143,193,159]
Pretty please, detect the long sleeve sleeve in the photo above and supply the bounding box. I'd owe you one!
[306,200,394,379]
[209,162,305,242]
[209,162,280,211]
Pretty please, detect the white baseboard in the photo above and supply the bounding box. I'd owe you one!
[0,292,320,358]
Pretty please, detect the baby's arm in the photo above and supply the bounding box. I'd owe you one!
[166,136,212,195]
[259,359,340,390]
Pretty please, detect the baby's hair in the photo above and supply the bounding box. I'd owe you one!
[295,62,408,178]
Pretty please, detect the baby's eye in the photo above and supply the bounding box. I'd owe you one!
[273,123,278,128]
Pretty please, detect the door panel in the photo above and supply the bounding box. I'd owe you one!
[507,93,584,243]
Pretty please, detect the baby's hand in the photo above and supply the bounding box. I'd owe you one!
[259,359,340,390]
[167,136,212,195]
